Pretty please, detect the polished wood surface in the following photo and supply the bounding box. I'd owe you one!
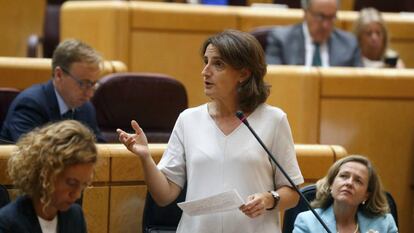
[265,66,320,144]
[0,143,346,233]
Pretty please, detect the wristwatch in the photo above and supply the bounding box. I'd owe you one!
[266,190,280,210]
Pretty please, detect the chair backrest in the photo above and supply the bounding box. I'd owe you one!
[0,184,10,209]
[282,185,317,233]
[249,26,274,52]
[0,88,20,130]
[282,184,399,233]
[91,73,188,143]
[27,1,65,57]
[142,187,186,233]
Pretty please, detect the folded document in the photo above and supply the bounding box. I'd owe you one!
[177,189,245,216]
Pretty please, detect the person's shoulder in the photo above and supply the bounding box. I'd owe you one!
[358,211,398,230]
[296,208,323,219]
[0,196,29,224]
[179,104,205,117]
[13,82,49,102]
[269,24,301,38]
[61,203,84,218]
[331,28,358,43]
[256,104,286,118]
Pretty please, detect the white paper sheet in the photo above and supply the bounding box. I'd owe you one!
[177,189,245,216]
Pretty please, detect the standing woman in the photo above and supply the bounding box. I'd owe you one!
[117,29,303,233]
[0,120,98,233]
[293,155,398,233]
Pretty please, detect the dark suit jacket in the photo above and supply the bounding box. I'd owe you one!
[266,24,362,67]
[0,195,87,233]
[0,80,104,142]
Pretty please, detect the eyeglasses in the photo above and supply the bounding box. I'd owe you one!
[60,66,99,91]
[308,10,336,22]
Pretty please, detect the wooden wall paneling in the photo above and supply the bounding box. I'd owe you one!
[130,2,239,107]
[83,187,110,233]
[319,69,414,233]
[0,0,45,57]
[60,1,130,66]
[265,65,320,144]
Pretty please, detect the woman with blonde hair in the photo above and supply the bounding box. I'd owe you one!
[0,120,97,233]
[354,7,404,68]
[293,155,398,233]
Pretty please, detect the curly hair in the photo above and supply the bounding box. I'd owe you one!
[8,120,97,211]
[311,155,390,217]
[201,29,270,113]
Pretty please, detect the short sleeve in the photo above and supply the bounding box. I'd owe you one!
[157,114,187,188]
[272,113,304,188]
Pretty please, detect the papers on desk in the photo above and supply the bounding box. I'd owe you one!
[177,189,245,216]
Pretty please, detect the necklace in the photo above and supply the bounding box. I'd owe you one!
[337,223,359,233]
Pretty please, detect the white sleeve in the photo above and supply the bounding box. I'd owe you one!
[272,113,304,188]
[157,114,186,188]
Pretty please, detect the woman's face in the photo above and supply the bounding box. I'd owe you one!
[50,162,95,212]
[201,44,248,101]
[360,22,385,60]
[330,161,370,207]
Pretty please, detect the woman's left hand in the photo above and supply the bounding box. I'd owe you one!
[239,192,271,218]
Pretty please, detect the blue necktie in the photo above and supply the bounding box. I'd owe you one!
[312,43,322,67]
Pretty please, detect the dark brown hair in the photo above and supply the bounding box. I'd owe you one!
[201,29,270,113]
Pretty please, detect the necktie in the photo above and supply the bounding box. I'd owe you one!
[312,43,322,67]
[62,110,75,119]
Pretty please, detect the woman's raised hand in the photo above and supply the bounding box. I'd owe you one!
[116,120,150,159]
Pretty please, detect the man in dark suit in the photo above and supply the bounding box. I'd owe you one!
[0,39,105,142]
[266,0,362,67]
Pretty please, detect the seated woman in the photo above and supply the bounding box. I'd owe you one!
[293,155,398,233]
[0,120,98,233]
[353,7,404,68]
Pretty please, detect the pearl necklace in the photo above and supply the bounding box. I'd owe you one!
[337,223,359,233]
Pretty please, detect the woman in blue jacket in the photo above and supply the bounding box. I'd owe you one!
[293,155,398,233]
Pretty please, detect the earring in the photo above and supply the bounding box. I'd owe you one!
[362,200,366,205]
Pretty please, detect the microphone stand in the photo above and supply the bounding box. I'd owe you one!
[236,111,332,233]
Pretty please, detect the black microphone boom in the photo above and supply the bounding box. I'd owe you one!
[235,111,332,233]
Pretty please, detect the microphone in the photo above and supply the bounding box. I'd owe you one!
[236,111,332,233]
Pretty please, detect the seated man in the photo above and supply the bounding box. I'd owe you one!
[266,0,362,67]
[0,39,105,142]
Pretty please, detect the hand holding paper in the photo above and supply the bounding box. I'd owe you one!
[177,189,245,216]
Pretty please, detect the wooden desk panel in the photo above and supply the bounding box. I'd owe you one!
[265,66,320,144]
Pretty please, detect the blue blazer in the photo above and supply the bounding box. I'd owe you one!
[293,205,398,233]
[0,80,104,142]
[0,195,87,233]
[266,23,362,67]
